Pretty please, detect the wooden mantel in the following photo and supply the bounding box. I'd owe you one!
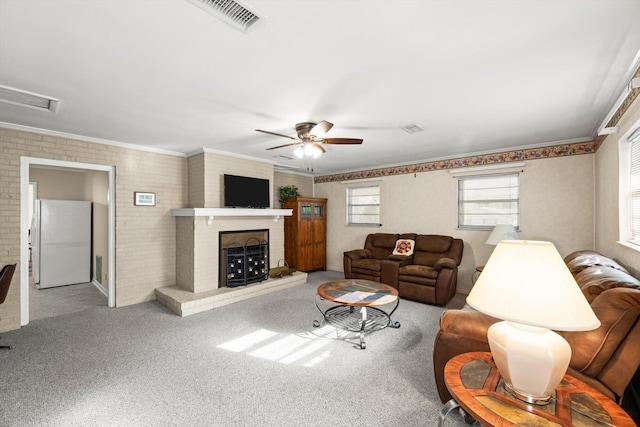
[171,208,293,225]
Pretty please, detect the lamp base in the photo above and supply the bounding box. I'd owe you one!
[487,321,571,405]
[504,382,551,405]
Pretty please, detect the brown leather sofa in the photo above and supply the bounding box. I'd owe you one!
[432,250,640,406]
[343,233,464,305]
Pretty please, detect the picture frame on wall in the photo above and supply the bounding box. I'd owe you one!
[134,192,156,206]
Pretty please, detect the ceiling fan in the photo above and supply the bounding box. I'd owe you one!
[256,121,363,158]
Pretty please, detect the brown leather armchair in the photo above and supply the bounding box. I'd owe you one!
[432,251,640,405]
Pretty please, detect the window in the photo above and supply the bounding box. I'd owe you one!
[630,136,640,243]
[347,185,380,225]
[619,123,640,248]
[458,173,520,229]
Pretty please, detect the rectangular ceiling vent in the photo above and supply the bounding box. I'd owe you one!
[274,163,300,171]
[400,123,425,134]
[186,0,264,34]
[0,85,60,113]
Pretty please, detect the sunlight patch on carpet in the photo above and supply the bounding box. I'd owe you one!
[216,327,336,367]
[216,329,277,352]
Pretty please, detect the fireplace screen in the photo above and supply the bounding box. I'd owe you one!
[221,233,269,288]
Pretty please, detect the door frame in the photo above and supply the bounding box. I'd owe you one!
[20,157,116,325]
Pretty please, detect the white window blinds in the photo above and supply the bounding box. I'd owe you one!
[347,185,380,226]
[458,173,520,229]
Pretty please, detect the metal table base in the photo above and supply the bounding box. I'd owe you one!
[313,296,400,349]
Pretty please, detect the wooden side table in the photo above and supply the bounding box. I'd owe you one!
[439,352,635,426]
[471,266,483,285]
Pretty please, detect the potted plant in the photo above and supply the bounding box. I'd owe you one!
[279,185,300,207]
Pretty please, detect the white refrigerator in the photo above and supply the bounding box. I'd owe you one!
[32,199,92,289]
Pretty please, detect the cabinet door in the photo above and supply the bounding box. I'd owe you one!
[301,203,312,218]
[311,202,326,270]
[297,202,313,269]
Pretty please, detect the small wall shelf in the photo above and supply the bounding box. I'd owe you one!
[171,208,293,225]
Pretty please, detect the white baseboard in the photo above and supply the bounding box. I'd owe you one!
[92,278,108,297]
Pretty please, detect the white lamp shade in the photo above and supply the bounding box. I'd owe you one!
[486,224,518,245]
[467,240,600,331]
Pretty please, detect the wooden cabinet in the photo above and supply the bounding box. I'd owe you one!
[284,197,327,272]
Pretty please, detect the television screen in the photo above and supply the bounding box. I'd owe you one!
[223,174,270,208]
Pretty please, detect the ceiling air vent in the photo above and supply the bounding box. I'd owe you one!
[186,0,264,34]
[0,85,60,113]
[274,163,300,171]
[400,123,425,134]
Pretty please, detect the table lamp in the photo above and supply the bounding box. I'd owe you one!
[466,240,600,404]
[485,224,518,246]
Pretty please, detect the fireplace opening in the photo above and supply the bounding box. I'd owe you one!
[219,229,269,288]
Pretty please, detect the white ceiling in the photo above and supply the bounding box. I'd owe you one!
[1,0,640,176]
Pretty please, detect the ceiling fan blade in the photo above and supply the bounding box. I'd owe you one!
[322,138,363,145]
[266,142,301,150]
[310,121,333,138]
[312,142,326,153]
[256,129,299,141]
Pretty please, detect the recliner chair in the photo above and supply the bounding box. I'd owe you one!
[0,263,17,349]
[433,252,640,405]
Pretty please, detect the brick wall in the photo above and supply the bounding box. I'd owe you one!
[205,152,273,208]
[0,127,188,331]
[273,171,314,207]
[188,153,205,208]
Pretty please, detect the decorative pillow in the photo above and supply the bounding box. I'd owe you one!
[392,239,415,256]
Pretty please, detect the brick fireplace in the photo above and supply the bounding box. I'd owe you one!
[155,208,307,316]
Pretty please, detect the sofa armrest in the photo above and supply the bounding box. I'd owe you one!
[387,254,413,265]
[344,249,371,261]
[433,308,500,403]
[380,259,409,288]
[439,307,499,342]
[343,249,372,279]
[433,257,457,271]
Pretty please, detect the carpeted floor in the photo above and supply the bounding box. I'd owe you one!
[29,278,107,321]
[1,271,471,426]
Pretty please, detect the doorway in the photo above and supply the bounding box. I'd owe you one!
[20,157,115,326]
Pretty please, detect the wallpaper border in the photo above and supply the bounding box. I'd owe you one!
[315,68,640,184]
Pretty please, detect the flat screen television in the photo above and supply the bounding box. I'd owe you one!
[223,174,270,208]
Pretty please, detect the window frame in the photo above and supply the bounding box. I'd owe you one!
[346,184,381,227]
[457,172,520,230]
[618,120,640,251]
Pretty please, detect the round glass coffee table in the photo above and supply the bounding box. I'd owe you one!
[313,279,400,349]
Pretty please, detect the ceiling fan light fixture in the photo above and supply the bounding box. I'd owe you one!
[258,119,362,156]
[303,143,315,157]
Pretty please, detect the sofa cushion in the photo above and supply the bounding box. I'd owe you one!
[398,265,438,286]
[561,287,640,378]
[351,258,384,273]
[565,251,628,275]
[577,266,640,303]
[415,235,453,252]
[392,239,415,256]
[366,233,399,260]
[413,235,453,267]
[399,264,438,278]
